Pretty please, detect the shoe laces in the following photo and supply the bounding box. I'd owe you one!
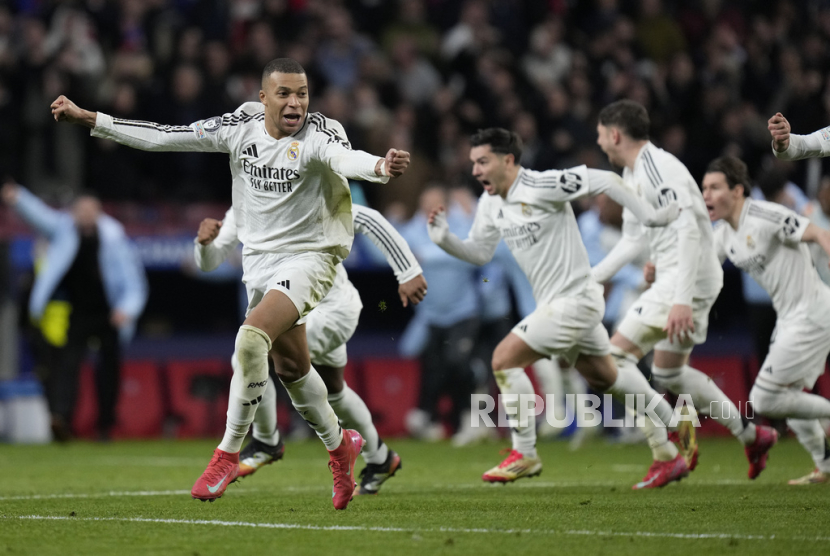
[204,451,234,482]
[498,450,523,468]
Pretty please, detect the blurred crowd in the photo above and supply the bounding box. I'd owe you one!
[1,0,830,211]
[6,0,830,441]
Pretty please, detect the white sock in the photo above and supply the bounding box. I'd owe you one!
[494,368,537,458]
[787,418,830,473]
[750,381,830,420]
[251,377,280,446]
[608,352,677,461]
[532,358,566,421]
[218,326,272,453]
[328,383,387,465]
[654,364,755,445]
[281,366,342,451]
[563,366,589,427]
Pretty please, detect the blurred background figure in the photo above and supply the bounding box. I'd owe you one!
[1,183,147,441]
[397,185,479,441]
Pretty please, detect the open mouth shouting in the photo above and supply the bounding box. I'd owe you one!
[283,112,303,128]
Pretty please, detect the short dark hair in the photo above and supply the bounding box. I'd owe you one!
[758,168,788,201]
[597,100,650,141]
[706,156,750,197]
[262,58,306,86]
[470,128,523,163]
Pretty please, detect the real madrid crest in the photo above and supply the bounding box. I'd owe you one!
[746,235,755,249]
[288,141,300,161]
[521,203,532,216]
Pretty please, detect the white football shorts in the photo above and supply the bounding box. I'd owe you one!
[242,251,338,325]
[615,287,717,355]
[306,265,363,368]
[755,314,830,390]
[512,282,610,366]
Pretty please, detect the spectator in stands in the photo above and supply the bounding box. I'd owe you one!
[805,176,830,286]
[1,183,148,441]
[397,185,479,441]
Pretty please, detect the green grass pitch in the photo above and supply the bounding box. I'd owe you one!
[0,435,827,555]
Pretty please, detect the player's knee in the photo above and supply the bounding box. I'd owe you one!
[491,349,510,373]
[234,325,272,381]
[749,384,787,418]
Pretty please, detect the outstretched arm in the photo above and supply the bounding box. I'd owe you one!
[53,95,231,153]
[325,146,410,184]
[2,183,64,238]
[352,205,426,306]
[769,112,830,160]
[587,169,680,227]
[427,206,499,266]
[50,95,97,128]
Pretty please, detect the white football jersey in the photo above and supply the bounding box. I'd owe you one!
[467,165,598,305]
[621,142,723,302]
[713,199,830,320]
[93,102,386,260]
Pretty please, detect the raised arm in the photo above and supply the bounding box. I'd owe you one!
[52,95,231,153]
[194,207,240,272]
[427,203,500,266]
[2,183,65,239]
[591,208,649,283]
[353,205,426,306]
[769,112,830,161]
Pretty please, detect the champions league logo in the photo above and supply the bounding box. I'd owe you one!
[203,116,222,133]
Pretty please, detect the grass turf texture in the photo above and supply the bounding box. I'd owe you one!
[0,436,827,555]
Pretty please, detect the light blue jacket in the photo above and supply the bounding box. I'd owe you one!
[12,187,148,343]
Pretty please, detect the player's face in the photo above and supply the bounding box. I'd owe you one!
[470,144,511,197]
[702,171,740,222]
[72,196,101,236]
[596,123,622,167]
[260,72,309,139]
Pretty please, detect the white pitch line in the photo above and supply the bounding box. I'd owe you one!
[0,478,766,502]
[1,490,194,501]
[10,516,830,543]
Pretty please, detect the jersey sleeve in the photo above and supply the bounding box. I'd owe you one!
[431,195,500,266]
[92,110,239,153]
[194,207,241,272]
[773,207,810,245]
[590,208,649,283]
[773,127,830,161]
[353,205,423,283]
[522,165,592,205]
[310,116,388,184]
[466,196,502,257]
